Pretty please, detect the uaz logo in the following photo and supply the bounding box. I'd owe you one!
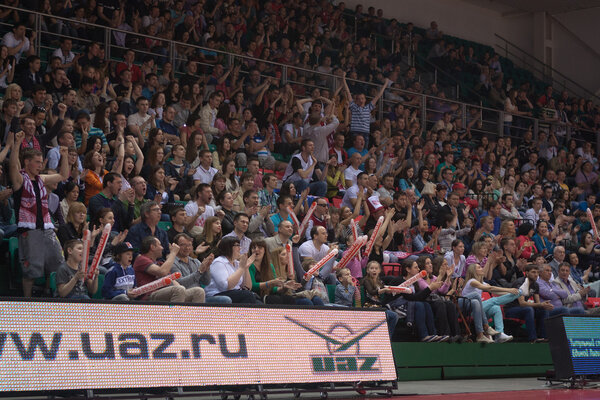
[284,316,385,374]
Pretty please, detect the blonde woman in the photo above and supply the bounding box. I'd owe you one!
[462,263,521,343]
[57,201,87,247]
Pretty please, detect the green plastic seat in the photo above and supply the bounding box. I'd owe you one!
[49,271,57,296]
[92,274,105,299]
[158,221,173,231]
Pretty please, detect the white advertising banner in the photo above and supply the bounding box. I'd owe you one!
[0,301,397,392]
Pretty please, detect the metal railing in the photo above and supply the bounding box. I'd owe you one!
[0,5,598,151]
[494,33,600,103]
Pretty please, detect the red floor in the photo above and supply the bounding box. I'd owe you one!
[377,389,600,400]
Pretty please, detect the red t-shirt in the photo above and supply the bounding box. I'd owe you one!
[133,255,156,299]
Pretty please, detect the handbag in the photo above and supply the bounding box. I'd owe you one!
[306,276,330,303]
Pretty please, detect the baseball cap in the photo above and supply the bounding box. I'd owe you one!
[113,242,137,255]
[452,182,466,191]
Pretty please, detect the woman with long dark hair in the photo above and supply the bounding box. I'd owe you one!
[145,165,175,208]
[222,157,239,193]
[399,165,421,197]
[415,166,432,194]
[194,216,222,259]
[164,80,181,105]
[416,256,462,342]
[140,145,165,181]
[516,222,537,260]
[82,151,107,206]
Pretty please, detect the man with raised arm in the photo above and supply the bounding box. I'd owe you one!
[342,71,390,147]
[10,131,69,297]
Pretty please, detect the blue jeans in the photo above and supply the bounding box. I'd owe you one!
[459,291,487,334]
[482,293,519,333]
[292,179,327,198]
[503,121,512,136]
[295,297,325,306]
[504,306,549,340]
[385,309,399,338]
[549,307,585,317]
[413,301,436,339]
[206,295,233,304]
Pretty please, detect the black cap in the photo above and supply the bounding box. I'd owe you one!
[113,242,137,255]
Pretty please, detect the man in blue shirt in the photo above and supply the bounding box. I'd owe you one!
[141,73,159,99]
[476,201,502,235]
[270,195,294,232]
[158,105,180,144]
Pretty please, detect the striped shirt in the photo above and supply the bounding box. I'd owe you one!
[348,102,374,134]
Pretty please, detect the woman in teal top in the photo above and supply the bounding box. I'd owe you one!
[532,220,555,257]
[398,166,421,198]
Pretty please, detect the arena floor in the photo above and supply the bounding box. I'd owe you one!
[244,378,599,400]
[6,378,600,399]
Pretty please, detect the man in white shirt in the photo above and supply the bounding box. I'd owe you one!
[185,183,215,236]
[193,149,218,185]
[52,37,77,71]
[341,172,369,209]
[299,225,336,284]
[432,112,453,133]
[199,92,221,143]
[344,152,363,187]
[524,197,543,226]
[47,129,82,171]
[281,139,327,197]
[2,22,34,63]
[127,96,155,140]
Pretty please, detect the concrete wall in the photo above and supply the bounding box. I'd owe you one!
[552,9,600,95]
[342,0,600,96]
[342,0,535,54]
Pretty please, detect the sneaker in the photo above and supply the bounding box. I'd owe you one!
[421,335,436,342]
[436,335,450,342]
[485,326,500,336]
[476,335,494,344]
[495,332,513,343]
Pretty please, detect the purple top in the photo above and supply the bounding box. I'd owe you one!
[344,249,368,279]
[417,275,450,295]
[465,255,487,268]
[537,278,568,308]
[538,277,584,309]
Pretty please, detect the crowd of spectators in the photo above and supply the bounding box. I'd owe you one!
[0,0,599,343]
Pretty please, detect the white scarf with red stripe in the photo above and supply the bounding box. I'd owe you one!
[18,170,54,230]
